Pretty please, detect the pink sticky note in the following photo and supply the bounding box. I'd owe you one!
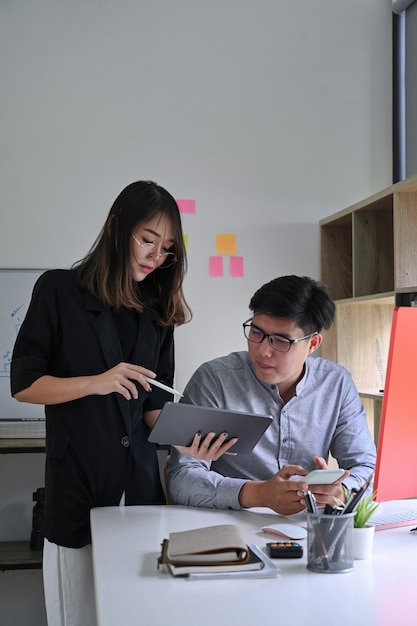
[209,256,223,277]
[230,256,244,277]
[177,199,196,214]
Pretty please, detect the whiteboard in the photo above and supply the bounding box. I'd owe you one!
[0,269,45,420]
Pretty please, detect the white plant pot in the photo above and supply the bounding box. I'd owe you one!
[353,524,375,560]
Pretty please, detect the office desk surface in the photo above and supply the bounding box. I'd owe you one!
[91,502,417,626]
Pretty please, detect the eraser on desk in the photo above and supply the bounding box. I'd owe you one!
[261,523,307,541]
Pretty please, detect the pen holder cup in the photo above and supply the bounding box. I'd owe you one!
[306,511,354,573]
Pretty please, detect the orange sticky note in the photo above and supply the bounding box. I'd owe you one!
[230,256,244,277]
[216,234,236,255]
[209,256,223,277]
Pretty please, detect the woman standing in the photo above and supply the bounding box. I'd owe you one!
[11,180,191,625]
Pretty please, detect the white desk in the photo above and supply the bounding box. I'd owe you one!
[91,502,417,626]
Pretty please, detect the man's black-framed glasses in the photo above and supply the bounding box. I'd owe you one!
[242,319,317,353]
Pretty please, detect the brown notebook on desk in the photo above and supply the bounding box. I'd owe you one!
[158,524,267,576]
[160,544,264,576]
[160,524,250,565]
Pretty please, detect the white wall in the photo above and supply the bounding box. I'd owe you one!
[0,1,393,624]
[1,0,393,388]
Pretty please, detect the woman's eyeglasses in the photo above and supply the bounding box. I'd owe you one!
[132,235,177,268]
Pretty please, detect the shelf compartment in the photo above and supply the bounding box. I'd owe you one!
[353,197,394,297]
[360,396,383,446]
[330,298,394,392]
[394,190,417,290]
[321,212,352,300]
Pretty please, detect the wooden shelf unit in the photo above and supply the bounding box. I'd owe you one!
[320,173,417,443]
[0,436,45,570]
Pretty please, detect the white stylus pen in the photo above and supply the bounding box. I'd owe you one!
[143,375,183,397]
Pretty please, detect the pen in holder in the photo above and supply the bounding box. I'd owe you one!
[306,509,354,573]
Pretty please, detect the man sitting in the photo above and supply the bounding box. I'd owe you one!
[167,275,376,515]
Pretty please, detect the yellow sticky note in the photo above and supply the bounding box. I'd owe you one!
[216,234,236,255]
[183,233,188,253]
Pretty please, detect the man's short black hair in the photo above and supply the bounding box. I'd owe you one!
[249,275,335,334]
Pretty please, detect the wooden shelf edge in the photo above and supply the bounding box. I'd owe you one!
[320,173,417,225]
[334,293,395,305]
[359,390,384,400]
[0,438,45,453]
[0,540,43,571]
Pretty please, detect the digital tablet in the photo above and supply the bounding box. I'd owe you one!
[148,402,273,454]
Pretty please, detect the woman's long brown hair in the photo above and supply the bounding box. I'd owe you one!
[73,181,192,326]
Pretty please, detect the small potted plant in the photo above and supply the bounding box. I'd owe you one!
[353,491,379,529]
[348,489,379,559]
